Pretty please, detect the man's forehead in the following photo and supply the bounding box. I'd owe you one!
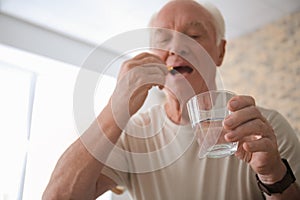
[153,2,214,28]
[157,0,211,18]
[153,18,213,33]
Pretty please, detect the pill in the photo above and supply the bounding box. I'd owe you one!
[167,66,177,75]
[167,66,173,71]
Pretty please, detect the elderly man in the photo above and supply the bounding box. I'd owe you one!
[43,1,300,199]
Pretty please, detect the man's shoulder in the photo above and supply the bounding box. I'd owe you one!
[257,106,298,140]
[257,106,281,121]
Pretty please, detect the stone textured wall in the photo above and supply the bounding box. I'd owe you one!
[219,11,300,140]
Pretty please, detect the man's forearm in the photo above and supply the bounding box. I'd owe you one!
[43,104,123,199]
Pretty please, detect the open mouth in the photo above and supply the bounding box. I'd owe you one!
[172,66,193,75]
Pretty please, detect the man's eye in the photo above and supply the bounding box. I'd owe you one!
[190,35,201,39]
[155,36,170,44]
[159,36,171,42]
[162,38,170,43]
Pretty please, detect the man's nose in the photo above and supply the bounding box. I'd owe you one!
[168,34,189,57]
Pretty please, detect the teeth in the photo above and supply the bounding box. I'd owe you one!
[167,66,173,71]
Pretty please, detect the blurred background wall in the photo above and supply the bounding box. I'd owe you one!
[220,11,300,139]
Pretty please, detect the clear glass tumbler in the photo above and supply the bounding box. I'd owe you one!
[187,90,238,158]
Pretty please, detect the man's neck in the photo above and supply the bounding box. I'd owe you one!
[164,98,189,125]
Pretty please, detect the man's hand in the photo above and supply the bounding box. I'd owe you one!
[223,96,286,183]
[110,52,168,128]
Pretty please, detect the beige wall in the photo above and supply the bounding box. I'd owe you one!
[220,11,300,139]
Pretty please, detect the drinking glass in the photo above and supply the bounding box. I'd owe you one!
[187,90,238,158]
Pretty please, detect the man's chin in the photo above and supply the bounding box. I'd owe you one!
[163,85,196,106]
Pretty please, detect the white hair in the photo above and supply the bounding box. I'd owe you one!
[149,0,226,45]
[200,1,226,44]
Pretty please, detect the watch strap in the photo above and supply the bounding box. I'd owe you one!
[256,159,296,196]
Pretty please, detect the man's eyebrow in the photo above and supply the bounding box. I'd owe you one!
[188,21,216,36]
[188,21,207,30]
[155,28,176,35]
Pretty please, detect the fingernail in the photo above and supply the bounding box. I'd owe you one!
[230,100,239,109]
[225,132,235,140]
[225,131,237,142]
[224,117,233,127]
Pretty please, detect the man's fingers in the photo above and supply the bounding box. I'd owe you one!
[225,118,272,142]
[234,137,275,163]
[242,138,275,153]
[132,52,162,61]
[119,55,168,80]
[224,105,264,130]
[227,95,256,112]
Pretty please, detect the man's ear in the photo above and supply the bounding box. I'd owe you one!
[216,39,226,67]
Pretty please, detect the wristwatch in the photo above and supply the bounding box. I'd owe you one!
[256,159,296,196]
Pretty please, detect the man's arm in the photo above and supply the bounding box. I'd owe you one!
[224,96,300,200]
[42,105,122,199]
[258,159,300,200]
[43,53,168,199]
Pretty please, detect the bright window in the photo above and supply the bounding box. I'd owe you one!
[0,64,35,200]
[0,44,117,200]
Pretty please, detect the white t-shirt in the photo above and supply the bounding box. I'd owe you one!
[102,105,300,200]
